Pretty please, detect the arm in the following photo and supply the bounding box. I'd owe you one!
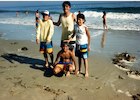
[64,29,76,43]
[53,14,62,26]
[72,13,77,22]
[47,20,54,43]
[85,27,91,51]
[36,20,41,44]
[70,51,77,71]
[54,51,61,66]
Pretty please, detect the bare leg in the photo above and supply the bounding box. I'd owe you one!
[78,57,82,73]
[83,58,89,77]
[49,53,54,65]
[66,64,74,77]
[71,49,76,71]
[66,71,70,77]
[44,53,49,67]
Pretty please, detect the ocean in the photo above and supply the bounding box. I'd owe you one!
[0,1,140,70]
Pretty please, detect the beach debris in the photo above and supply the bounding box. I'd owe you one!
[10,42,18,45]
[127,70,140,80]
[112,52,140,80]
[132,94,140,100]
[112,52,136,71]
[118,75,124,79]
[114,64,130,71]
[117,90,132,97]
[21,47,28,51]
[112,52,136,63]
[18,47,28,52]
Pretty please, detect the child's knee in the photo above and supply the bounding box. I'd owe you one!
[69,66,73,72]
[53,67,61,74]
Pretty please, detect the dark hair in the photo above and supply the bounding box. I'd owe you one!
[103,11,106,15]
[61,42,69,47]
[62,1,71,8]
[36,10,39,13]
[36,17,39,20]
[77,13,86,22]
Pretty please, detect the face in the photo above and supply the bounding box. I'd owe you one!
[63,4,70,13]
[62,44,69,52]
[77,18,84,26]
[43,15,49,21]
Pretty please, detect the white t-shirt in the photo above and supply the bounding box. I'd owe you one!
[74,24,88,45]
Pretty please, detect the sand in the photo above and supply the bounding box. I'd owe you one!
[0,38,140,100]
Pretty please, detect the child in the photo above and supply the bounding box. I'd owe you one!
[67,13,91,77]
[36,10,54,68]
[53,1,76,52]
[102,11,108,30]
[53,42,77,77]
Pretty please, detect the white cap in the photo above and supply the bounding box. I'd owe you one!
[41,10,49,15]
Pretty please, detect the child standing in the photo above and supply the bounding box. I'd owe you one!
[36,10,54,68]
[67,13,90,77]
[53,1,76,52]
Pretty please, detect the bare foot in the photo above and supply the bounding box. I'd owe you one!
[75,71,79,75]
[66,71,70,77]
[85,73,89,77]
[45,63,49,68]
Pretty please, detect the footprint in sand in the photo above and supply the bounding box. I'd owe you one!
[43,86,66,96]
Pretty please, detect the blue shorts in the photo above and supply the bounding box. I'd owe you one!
[75,44,88,59]
[40,41,53,54]
[58,61,72,65]
[57,61,73,71]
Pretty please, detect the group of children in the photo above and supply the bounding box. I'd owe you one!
[36,1,91,77]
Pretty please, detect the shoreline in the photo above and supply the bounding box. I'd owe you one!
[0,38,140,100]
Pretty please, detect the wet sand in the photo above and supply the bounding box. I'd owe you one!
[0,38,140,100]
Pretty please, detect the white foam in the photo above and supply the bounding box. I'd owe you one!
[82,11,140,20]
[75,11,140,31]
[0,11,140,31]
[90,30,103,38]
[127,71,140,80]
[114,64,130,71]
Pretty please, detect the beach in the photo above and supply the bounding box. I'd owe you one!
[0,1,140,100]
[0,38,140,100]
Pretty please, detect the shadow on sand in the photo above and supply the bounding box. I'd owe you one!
[1,53,63,77]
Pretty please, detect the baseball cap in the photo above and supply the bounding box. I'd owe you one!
[41,10,50,16]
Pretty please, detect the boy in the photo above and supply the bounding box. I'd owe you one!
[53,1,76,52]
[67,13,91,77]
[53,42,77,77]
[36,10,54,67]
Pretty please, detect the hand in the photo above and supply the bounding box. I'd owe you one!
[36,39,39,44]
[63,40,70,43]
[46,40,51,43]
[88,46,90,51]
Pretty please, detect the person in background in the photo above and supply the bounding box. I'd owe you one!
[36,10,54,68]
[102,11,108,30]
[16,11,19,17]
